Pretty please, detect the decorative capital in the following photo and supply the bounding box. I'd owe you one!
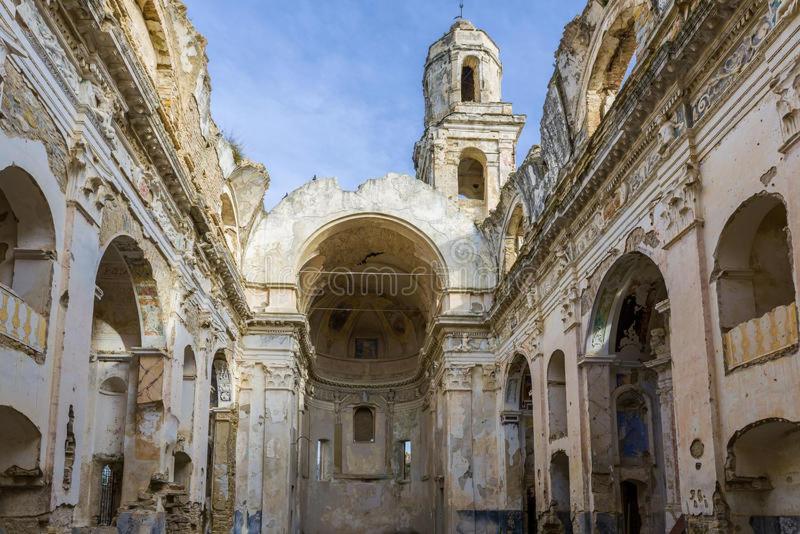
[441,364,473,391]
[264,364,297,391]
[481,364,499,391]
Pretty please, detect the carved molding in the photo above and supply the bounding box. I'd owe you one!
[441,364,473,391]
[264,364,297,391]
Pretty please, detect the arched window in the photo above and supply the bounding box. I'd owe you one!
[714,194,796,369]
[503,205,525,273]
[353,406,375,443]
[461,56,480,102]
[457,149,486,200]
[0,166,56,352]
[210,353,232,408]
[547,351,568,440]
[0,405,41,479]
[220,192,240,260]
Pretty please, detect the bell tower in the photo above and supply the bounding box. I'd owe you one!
[413,18,525,220]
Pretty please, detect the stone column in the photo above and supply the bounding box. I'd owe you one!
[654,169,725,528]
[210,408,237,533]
[439,364,474,533]
[235,362,265,532]
[117,347,168,531]
[261,363,297,533]
[649,357,681,527]
[577,356,616,530]
[500,410,523,512]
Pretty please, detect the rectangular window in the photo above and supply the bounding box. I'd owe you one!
[316,439,330,481]
[353,407,375,442]
[354,338,378,359]
[400,440,412,481]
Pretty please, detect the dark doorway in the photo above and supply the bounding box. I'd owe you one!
[526,488,537,534]
[621,480,642,534]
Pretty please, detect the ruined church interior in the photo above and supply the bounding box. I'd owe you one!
[0,0,799,532]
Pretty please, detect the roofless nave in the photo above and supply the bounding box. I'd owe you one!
[0,0,799,533]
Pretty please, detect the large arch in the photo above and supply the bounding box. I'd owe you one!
[584,251,677,532]
[242,174,496,291]
[298,215,446,386]
[586,252,668,359]
[92,235,165,350]
[81,234,167,524]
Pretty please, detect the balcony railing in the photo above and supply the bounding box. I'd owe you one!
[723,302,798,370]
[0,284,47,355]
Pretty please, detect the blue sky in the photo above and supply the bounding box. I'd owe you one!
[184,1,586,209]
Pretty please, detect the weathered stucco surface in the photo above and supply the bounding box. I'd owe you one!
[1,0,800,533]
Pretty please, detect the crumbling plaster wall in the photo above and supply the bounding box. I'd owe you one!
[484,0,800,529]
[301,400,432,534]
[0,0,256,530]
[242,174,497,302]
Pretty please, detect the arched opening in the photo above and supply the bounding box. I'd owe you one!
[173,451,192,490]
[461,56,480,102]
[503,204,525,273]
[209,353,231,409]
[353,406,375,443]
[92,242,143,353]
[299,217,443,386]
[587,253,668,360]
[503,355,536,532]
[93,377,128,457]
[0,405,41,481]
[180,346,197,437]
[0,166,56,353]
[457,149,486,201]
[547,351,568,441]
[714,194,797,369]
[92,377,126,526]
[586,252,675,532]
[550,451,571,531]
[724,419,800,529]
[0,405,43,518]
[85,235,164,524]
[205,351,231,530]
[585,0,650,135]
